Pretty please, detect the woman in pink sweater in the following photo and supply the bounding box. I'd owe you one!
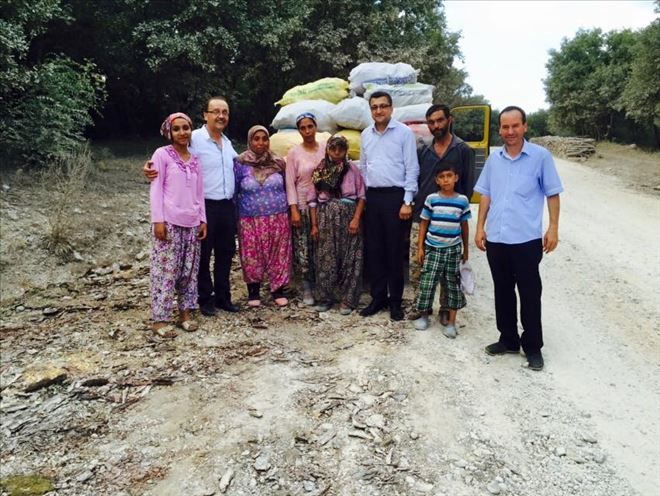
[149,112,207,337]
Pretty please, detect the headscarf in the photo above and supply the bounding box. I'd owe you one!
[237,125,285,184]
[160,112,193,141]
[295,112,317,128]
[312,135,350,197]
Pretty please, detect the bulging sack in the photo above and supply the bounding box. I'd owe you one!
[348,62,418,95]
[270,130,332,157]
[275,78,349,107]
[393,103,432,123]
[460,261,475,295]
[329,97,373,131]
[271,100,337,133]
[335,129,361,160]
[363,83,434,108]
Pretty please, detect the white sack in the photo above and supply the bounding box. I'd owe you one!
[393,103,431,123]
[363,83,434,108]
[271,100,337,133]
[348,62,418,94]
[329,97,373,130]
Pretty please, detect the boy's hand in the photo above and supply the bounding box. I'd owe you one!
[154,223,167,240]
[417,246,425,265]
[197,223,207,241]
[462,249,469,262]
[144,160,157,181]
[310,225,319,241]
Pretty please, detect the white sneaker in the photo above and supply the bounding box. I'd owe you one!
[414,316,429,331]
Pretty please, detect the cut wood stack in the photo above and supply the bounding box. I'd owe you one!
[531,136,596,161]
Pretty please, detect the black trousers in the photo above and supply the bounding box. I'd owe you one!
[365,187,406,305]
[198,199,236,305]
[486,239,544,354]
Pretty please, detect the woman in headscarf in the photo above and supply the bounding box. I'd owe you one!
[285,112,325,306]
[234,125,292,307]
[309,135,366,314]
[149,112,207,337]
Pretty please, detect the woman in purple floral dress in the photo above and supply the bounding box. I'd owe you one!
[149,112,207,337]
[234,126,292,307]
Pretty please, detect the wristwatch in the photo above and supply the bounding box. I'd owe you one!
[403,201,414,207]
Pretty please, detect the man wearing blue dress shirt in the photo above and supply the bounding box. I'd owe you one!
[474,106,563,371]
[359,91,420,320]
[144,96,239,316]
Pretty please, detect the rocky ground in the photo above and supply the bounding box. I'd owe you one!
[1,142,659,496]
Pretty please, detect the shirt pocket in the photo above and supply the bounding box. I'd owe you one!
[512,169,538,198]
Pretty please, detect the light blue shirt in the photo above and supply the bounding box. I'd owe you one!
[359,119,420,203]
[190,125,237,200]
[474,140,563,244]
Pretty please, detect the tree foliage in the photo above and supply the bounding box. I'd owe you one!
[544,25,658,147]
[0,0,105,165]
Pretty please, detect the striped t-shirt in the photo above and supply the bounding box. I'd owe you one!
[420,192,471,248]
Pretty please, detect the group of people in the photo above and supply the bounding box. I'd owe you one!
[146,93,563,371]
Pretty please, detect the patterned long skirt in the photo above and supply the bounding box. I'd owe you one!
[292,208,315,284]
[315,199,363,308]
[238,212,292,292]
[150,223,201,321]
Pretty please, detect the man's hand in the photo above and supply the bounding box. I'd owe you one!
[154,223,167,240]
[399,203,412,220]
[348,217,360,235]
[310,225,319,241]
[475,228,487,251]
[417,246,425,265]
[543,226,558,253]
[197,223,207,241]
[143,160,157,181]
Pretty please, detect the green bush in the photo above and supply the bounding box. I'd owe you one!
[1,56,105,165]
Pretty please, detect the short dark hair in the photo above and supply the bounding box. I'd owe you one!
[205,95,228,111]
[498,105,526,125]
[436,163,459,176]
[368,91,392,106]
[426,104,451,120]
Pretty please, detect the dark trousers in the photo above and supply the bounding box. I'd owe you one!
[365,187,406,305]
[198,199,236,305]
[486,239,544,354]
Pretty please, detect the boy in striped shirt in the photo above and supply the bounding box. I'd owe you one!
[413,164,471,336]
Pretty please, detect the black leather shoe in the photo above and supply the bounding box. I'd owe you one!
[216,300,239,313]
[526,352,544,371]
[359,299,389,317]
[200,302,217,317]
[389,305,404,321]
[485,342,520,356]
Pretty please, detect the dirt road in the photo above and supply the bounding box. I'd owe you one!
[1,153,659,495]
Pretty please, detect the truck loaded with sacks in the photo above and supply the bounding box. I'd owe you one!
[269,62,491,201]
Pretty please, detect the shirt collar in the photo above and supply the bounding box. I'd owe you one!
[499,139,530,160]
[202,124,227,143]
[370,118,398,134]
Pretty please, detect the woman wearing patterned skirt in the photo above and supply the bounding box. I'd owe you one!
[234,125,292,307]
[149,112,207,337]
[309,136,366,314]
[286,113,326,305]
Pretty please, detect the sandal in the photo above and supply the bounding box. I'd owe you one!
[152,324,177,339]
[180,320,198,332]
[248,299,262,307]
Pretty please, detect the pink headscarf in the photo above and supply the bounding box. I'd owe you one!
[160,112,193,140]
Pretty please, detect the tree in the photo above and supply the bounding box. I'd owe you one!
[526,109,550,138]
[618,19,660,146]
[0,0,104,165]
[544,28,636,140]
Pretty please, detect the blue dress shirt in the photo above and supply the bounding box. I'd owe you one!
[190,125,237,200]
[474,140,563,244]
[359,119,420,203]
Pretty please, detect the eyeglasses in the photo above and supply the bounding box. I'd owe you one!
[205,109,229,116]
[370,104,391,111]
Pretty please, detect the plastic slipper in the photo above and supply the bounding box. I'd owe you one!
[180,320,198,332]
[153,325,177,339]
[248,299,262,307]
[274,297,288,307]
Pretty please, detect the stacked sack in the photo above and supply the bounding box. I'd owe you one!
[270,62,435,157]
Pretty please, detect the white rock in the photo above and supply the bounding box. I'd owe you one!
[486,480,501,494]
[253,455,271,472]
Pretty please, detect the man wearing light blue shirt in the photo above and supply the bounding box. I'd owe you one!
[145,96,239,316]
[359,91,420,320]
[475,106,563,371]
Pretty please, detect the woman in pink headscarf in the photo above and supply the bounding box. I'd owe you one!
[149,112,207,338]
[234,125,292,307]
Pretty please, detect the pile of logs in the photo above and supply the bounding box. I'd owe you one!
[530,136,596,161]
